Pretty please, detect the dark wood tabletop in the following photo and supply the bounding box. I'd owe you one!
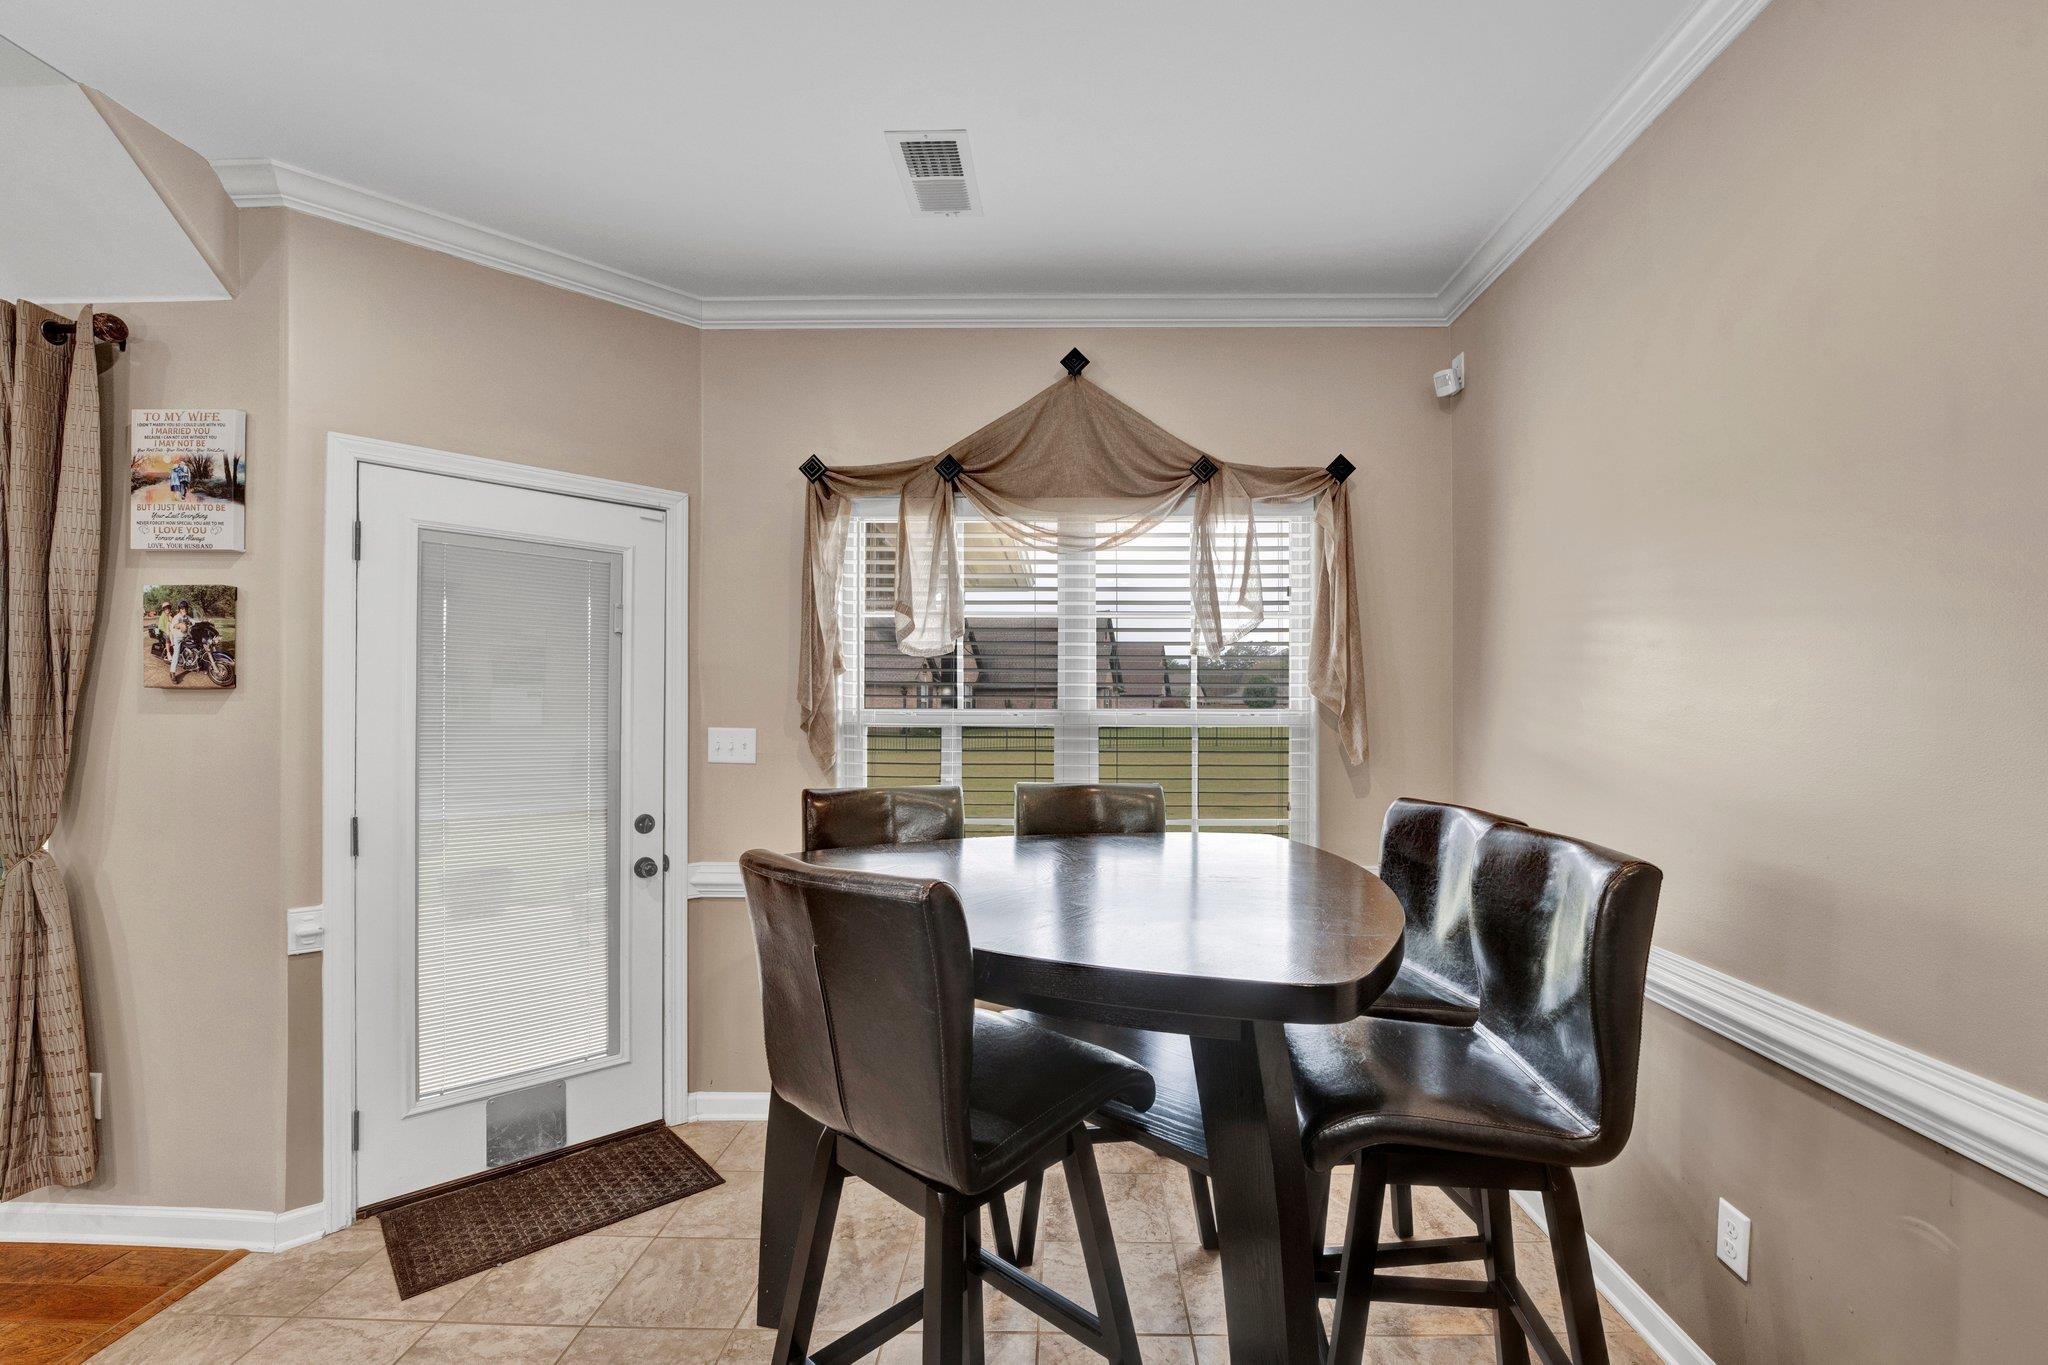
[800,832,1406,1027]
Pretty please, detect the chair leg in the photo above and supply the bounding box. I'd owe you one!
[1012,1173,1043,1268]
[1542,1170,1610,1365]
[1063,1134,1142,1365]
[922,1189,972,1365]
[986,1187,1018,1264]
[964,1200,986,1365]
[1325,1156,1386,1365]
[772,1130,845,1365]
[1307,1166,1334,1251]
[1391,1183,1416,1238]
[1478,1189,1531,1365]
[1187,1169,1221,1251]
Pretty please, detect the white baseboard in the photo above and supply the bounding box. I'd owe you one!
[685,1091,770,1122]
[0,1197,328,1252]
[1512,1191,1714,1365]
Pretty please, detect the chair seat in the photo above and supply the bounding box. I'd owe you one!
[1365,962,1482,1027]
[1285,1017,1596,1173]
[966,1011,1156,1194]
[1011,1013,1207,1166]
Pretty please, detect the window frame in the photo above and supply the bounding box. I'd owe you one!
[835,497,1319,842]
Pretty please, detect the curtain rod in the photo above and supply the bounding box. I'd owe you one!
[39,311,129,357]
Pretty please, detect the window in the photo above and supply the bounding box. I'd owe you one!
[836,503,1316,839]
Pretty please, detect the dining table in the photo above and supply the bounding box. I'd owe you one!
[753,831,1407,1365]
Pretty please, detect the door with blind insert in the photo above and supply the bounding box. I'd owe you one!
[353,464,668,1207]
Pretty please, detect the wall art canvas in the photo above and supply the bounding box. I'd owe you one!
[131,409,247,550]
[143,584,238,689]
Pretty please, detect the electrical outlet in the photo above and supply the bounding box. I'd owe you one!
[1716,1198,1751,1280]
[707,727,757,764]
[90,1072,103,1121]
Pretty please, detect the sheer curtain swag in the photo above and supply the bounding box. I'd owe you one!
[798,371,1368,770]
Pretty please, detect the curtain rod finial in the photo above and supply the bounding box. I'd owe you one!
[799,455,827,484]
[1326,454,1355,483]
[1061,348,1089,376]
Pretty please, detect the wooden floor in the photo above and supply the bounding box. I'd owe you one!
[0,1244,243,1363]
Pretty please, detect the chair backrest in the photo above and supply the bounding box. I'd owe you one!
[801,784,964,853]
[739,849,977,1191]
[1378,798,1525,1002]
[1013,782,1167,837]
[1470,823,1662,1162]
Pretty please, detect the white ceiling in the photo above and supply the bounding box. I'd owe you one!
[0,0,1761,325]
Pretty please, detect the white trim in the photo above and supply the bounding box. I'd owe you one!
[322,432,690,1234]
[1648,948,2048,1199]
[285,904,324,955]
[0,1200,327,1253]
[209,1,1772,333]
[214,159,707,325]
[686,1091,771,1122]
[1437,0,1773,320]
[1511,1191,1714,1365]
[687,861,745,900]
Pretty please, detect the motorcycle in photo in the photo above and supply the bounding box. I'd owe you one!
[148,619,236,687]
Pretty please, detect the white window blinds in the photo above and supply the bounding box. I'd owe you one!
[838,504,1315,839]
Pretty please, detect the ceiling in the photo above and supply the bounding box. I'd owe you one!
[0,0,1763,326]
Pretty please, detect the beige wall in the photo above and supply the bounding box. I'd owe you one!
[1446,0,2048,1356]
[689,328,1455,1090]
[47,208,701,1213]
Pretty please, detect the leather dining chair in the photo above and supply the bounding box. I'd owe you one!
[1013,781,1167,838]
[1369,799,1525,1238]
[801,784,964,853]
[741,850,1155,1365]
[1287,823,1663,1365]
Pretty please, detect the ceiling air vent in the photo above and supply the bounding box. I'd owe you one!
[886,130,981,217]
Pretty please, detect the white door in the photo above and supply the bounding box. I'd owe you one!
[353,464,669,1207]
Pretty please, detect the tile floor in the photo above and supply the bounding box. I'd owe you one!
[91,1122,1663,1363]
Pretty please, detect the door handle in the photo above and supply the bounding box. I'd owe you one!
[633,856,660,879]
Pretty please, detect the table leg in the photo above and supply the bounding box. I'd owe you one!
[758,1092,825,1328]
[1191,1021,1321,1365]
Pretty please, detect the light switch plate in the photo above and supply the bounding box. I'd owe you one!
[708,727,757,764]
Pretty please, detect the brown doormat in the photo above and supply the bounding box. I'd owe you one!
[378,1125,724,1298]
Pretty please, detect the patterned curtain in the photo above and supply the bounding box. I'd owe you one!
[0,302,102,1197]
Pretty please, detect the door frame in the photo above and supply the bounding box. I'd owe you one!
[320,431,690,1235]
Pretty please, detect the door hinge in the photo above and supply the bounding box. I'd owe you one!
[352,520,362,561]
[349,817,359,857]
[351,1110,361,1152]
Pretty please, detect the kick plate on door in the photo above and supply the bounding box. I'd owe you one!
[486,1081,568,1167]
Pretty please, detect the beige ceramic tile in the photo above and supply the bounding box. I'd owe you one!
[716,1124,769,1173]
[1174,1245,1226,1338]
[716,1327,778,1363]
[673,1122,750,1165]
[302,1254,482,1321]
[1088,1141,1179,1176]
[238,1316,430,1363]
[812,1237,920,1333]
[1192,1334,1229,1365]
[1360,1337,1500,1364]
[443,1235,652,1326]
[399,1322,580,1362]
[1039,1334,1194,1365]
[1029,1241,1188,1335]
[1039,1171,1198,1245]
[601,1200,688,1237]
[829,1178,921,1246]
[662,1171,768,1240]
[560,1326,734,1363]
[168,1250,372,1318]
[873,1331,1038,1364]
[591,1239,758,1329]
[90,1311,287,1363]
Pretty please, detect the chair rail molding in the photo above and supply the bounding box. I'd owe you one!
[1648,947,2048,1198]
[687,861,745,900]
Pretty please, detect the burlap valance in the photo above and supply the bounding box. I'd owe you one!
[798,372,1368,771]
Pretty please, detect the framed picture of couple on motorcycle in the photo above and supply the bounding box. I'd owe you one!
[143,584,238,690]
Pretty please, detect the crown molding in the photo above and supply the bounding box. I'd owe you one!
[690,293,1445,329]
[209,0,1770,330]
[1649,947,2048,1199]
[1437,0,1774,322]
[211,158,708,324]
